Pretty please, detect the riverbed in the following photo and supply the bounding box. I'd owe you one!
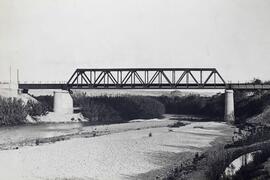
[0,116,233,180]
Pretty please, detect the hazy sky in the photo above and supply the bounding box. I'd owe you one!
[0,0,270,82]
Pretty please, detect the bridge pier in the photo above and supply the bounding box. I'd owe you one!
[224,89,235,124]
[53,90,73,114]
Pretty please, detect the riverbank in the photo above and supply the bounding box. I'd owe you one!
[174,124,270,180]
[149,122,235,180]
[0,89,167,125]
[0,117,233,180]
[0,114,181,151]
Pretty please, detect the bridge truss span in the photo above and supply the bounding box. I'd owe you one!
[66,68,226,89]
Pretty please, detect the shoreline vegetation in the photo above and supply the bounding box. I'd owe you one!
[0,78,269,126]
[2,89,270,126]
[73,93,165,123]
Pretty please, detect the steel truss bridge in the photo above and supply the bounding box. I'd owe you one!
[19,68,270,90]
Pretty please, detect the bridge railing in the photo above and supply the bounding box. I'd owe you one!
[228,83,270,90]
[19,81,67,84]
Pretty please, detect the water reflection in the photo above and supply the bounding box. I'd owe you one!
[0,123,85,145]
[222,151,260,179]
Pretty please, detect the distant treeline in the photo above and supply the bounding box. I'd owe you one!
[35,90,270,124]
[155,94,224,120]
[23,94,166,123]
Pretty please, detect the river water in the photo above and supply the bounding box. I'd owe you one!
[0,123,83,145]
[0,115,233,180]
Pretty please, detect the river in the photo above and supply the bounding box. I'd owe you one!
[0,115,233,180]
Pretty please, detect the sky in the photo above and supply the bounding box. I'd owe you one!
[0,0,270,83]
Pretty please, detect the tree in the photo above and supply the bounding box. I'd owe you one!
[251,78,262,84]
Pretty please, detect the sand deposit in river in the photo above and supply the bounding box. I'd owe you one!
[0,121,232,180]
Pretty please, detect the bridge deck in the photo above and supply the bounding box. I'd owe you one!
[18,83,270,90]
[18,68,270,90]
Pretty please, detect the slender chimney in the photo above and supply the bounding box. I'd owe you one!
[17,69,19,83]
[9,65,11,89]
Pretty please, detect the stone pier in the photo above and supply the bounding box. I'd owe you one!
[224,89,235,124]
[53,91,73,114]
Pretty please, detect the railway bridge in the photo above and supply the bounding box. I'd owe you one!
[18,68,270,123]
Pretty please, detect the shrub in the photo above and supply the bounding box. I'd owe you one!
[81,100,121,122]
[129,96,165,119]
[205,145,230,180]
[168,121,185,128]
[0,97,28,125]
[251,78,263,84]
[0,96,50,126]
[26,100,49,117]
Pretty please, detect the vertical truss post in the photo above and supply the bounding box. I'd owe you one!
[200,70,202,85]
[186,71,189,88]
[147,71,149,84]
[90,71,92,83]
[81,72,83,85]
[160,71,163,86]
[214,72,216,87]
[134,71,136,86]
[76,71,79,87]
[121,71,123,86]
[104,71,106,86]
[106,71,108,86]
[158,71,161,86]
[94,71,96,85]
[131,71,133,86]
[144,71,146,84]
[172,70,175,86]
[117,71,119,84]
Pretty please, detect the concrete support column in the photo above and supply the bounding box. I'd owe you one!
[224,89,235,124]
[53,90,73,114]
